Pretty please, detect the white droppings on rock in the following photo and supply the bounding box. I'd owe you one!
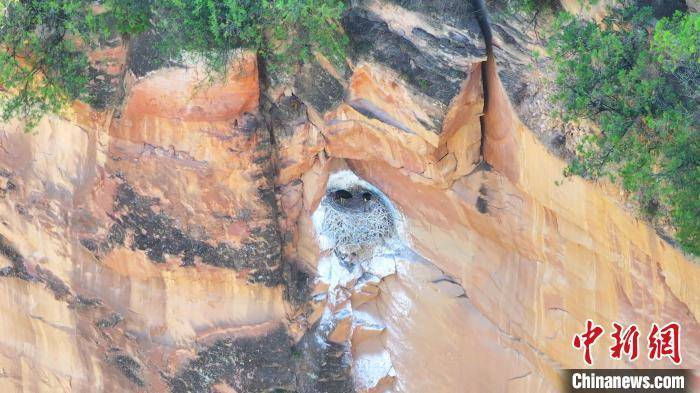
[310,169,410,392]
[361,254,397,279]
[317,255,361,290]
[353,343,395,391]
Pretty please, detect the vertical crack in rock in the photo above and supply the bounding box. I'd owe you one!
[281,260,314,307]
[263,93,320,306]
[469,0,492,162]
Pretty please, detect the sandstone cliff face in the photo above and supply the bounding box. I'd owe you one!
[0,1,698,392]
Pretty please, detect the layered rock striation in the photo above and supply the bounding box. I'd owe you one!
[0,1,698,392]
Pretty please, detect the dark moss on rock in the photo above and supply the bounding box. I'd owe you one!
[476,196,489,214]
[269,95,308,140]
[294,59,345,114]
[388,0,482,31]
[294,323,355,393]
[79,238,101,254]
[82,110,294,287]
[107,223,126,246]
[96,313,124,330]
[342,6,483,106]
[127,31,176,78]
[103,183,283,286]
[170,323,355,393]
[412,27,484,65]
[169,326,296,393]
[107,349,145,388]
[69,294,103,309]
[0,169,15,195]
[282,261,313,307]
[0,233,31,280]
[86,66,119,110]
[35,266,71,300]
[476,184,489,214]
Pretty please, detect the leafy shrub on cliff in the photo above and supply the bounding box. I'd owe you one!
[154,0,347,75]
[502,0,560,14]
[0,0,100,129]
[548,4,699,254]
[0,0,347,129]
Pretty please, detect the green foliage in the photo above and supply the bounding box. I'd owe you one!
[154,0,267,74]
[502,0,560,15]
[106,0,153,35]
[0,0,348,129]
[652,10,699,101]
[265,0,348,70]
[0,0,99,129]
[548,3,699,254]
[155,0,347,75]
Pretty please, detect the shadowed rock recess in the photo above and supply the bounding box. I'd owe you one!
[0,1,699,392]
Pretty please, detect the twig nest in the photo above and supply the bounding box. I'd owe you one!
[320,186,394,253]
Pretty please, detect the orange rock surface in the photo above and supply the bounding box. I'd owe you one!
[0,2,698,392]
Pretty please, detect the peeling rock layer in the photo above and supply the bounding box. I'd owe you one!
[0,1,698,392]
